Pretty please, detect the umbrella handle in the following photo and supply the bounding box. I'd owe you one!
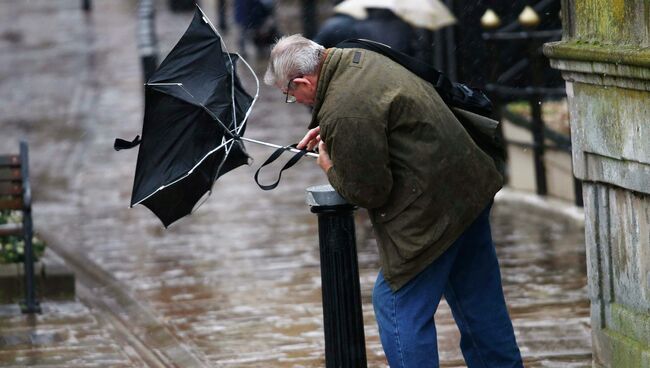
[286,146,319,158]
[239,137,318,158]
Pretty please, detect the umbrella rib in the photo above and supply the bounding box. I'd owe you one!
[196,4,259,138]
[195,5,249,139]
[177,84,196,99]
[147,83,202,109]
[239,137,319,158]
[199,104,237,139]
[197,4,220,38]
[147,83,230,135]
[147,83,234,137]
[131,137,238,207]
[234,52,260,135]
[196,4,238,132]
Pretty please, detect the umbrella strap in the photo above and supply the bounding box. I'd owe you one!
[254,144,308,190]
[113,135,142,151]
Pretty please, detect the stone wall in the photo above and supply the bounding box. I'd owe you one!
[544,0,650,366]
[584,184,650,367]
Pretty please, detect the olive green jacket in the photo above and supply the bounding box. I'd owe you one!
[309,48,503,291]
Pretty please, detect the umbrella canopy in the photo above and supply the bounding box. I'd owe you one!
[127,6,257,227]
[334,0,456,31]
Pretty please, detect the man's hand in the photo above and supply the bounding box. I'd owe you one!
[317,141,333,173]
[298,127,331,173]
[297,127,321,152]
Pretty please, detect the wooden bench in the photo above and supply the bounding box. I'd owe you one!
[0,141,40,313]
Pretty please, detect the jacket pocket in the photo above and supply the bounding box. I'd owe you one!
[378,209,451,262]
[371,174,451,262]
[373,173,422,223]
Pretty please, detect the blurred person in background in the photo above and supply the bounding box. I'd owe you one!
[314,0,456,64]
[234,0,279,58]
[264,34,523,368]
[313,7,418,58]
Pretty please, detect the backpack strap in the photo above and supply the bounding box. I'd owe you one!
[335,39,492,116]
[336,39,444,88]
[336,39,503,174]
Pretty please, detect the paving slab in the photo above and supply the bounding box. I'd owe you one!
[0,301,145,367]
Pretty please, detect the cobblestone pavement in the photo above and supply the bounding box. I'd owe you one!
[0,1,591,367]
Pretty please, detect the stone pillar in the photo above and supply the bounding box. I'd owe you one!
[544,2,650,367]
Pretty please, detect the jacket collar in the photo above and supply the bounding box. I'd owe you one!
[308,48,342,129]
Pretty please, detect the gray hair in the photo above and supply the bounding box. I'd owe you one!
[264,34,325,88]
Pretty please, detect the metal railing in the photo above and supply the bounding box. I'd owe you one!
[481,4,583,207]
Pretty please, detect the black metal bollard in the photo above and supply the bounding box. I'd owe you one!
[302,0,317,39]
[527,38,548,196]
[137,0,159,83]
[217,0,228,33]
[82,0,91,12]
[307,185,367,368]
[168,0,196,12]
[19,142,40,314]
[141,53,159,83]
[481,19,509,183]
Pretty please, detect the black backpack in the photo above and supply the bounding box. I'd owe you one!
[337,39,493,116]
[336,38,505,173]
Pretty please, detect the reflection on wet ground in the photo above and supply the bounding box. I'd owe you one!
[0,1,590,367]
[0,302,145,367]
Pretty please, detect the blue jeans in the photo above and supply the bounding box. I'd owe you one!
[373,206,523,368]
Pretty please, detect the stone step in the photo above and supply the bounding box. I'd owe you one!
[0,249,75,303]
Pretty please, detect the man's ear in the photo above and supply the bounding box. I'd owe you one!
[292,77,312,87]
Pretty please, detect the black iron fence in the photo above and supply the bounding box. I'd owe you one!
[481,4,583,207]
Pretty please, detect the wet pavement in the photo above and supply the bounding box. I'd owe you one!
[0,1,591,367]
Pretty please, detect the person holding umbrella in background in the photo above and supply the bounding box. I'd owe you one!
[314,0,457,63]
[265,35,523,367]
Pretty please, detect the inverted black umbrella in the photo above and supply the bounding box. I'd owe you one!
[115,6,316,227]
[114,6,247,227]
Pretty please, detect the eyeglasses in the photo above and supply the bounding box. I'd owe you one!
[284,78,297,103]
